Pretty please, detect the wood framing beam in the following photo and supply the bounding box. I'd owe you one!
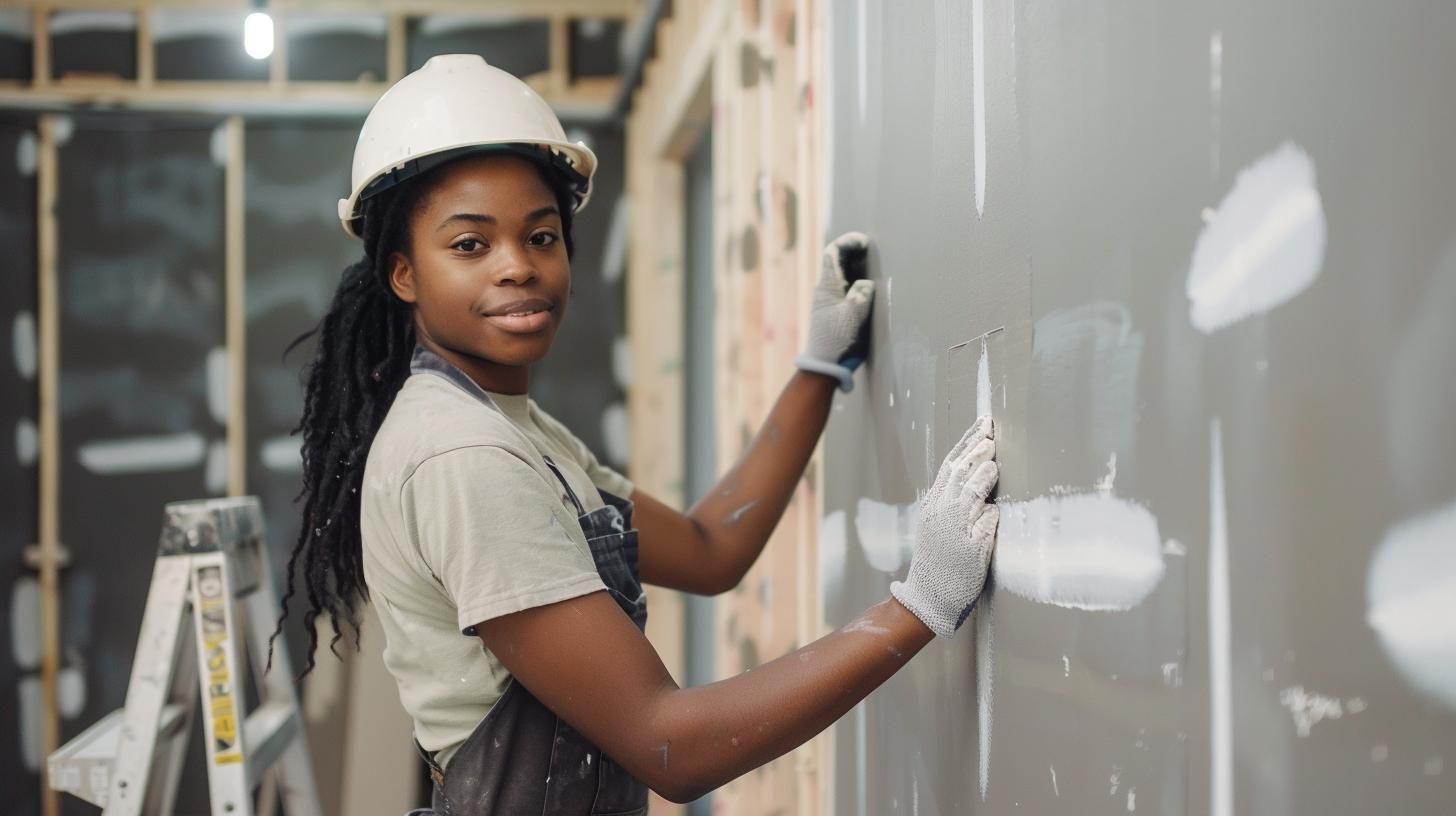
[32,5,50,87]
[385,14,405,83]
[550,14,570,95]
[224,116,246,498]
[12,0,638,15]
[135,4,153,87]
[36,112,62,816]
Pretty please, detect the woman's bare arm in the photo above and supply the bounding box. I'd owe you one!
[476,591,931,803]
[634,370,838,595]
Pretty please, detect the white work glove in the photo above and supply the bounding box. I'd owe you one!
[795,231,875,392]
[891,416,1000,638]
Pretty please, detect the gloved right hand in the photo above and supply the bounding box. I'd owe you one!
[891,416,1000,638]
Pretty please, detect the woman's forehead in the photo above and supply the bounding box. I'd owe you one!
[423,154,558,213]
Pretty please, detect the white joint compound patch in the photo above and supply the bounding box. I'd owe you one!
[853,497,919,573]
[1366,498,1456,709]
[206,346,229,424]
[260,435,302,472]
[77,432,206,474]
[1278,685,1344,737]
[12,310,36,379]
[1186,141,1326,333]
[993,492,1164,611]
[15,417,38,466]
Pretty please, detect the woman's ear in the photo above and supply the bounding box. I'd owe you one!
[388,252,418,304]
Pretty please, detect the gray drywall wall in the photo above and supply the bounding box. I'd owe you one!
[0,116,40,816]
[820,2,1456,814]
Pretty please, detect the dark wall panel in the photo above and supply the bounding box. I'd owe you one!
[0,117,40,816]
[56,116,223,816]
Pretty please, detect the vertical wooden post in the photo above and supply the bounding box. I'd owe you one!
[386,14,406,83]
[136,3,154,88]
[269,4,288,88]
[36,112,62,816]
[224,116,246,498]
[550,15,571,95]
[32,4,50,87]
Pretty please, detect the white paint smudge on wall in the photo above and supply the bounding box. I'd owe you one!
[971,0,987,216]
[1033,301,1144,454]
[976,339,991,417]
[10,576,39,668]
[856,0,868,124]
[992,492,1164,611]
[15,417,38,466]
[853,497,919,573]
[600,402,630,468]
[820,510,848,600]
[260,434,302,472]
[77,432,206,474]
[12,310,36,379]
[15,129,37,176]
[1209,419,1233,816]
[977,600,993,800]
[1366,498,1456,709]
[206,346,229,424]
[1278,685,1344,737]
[1186,141,1326,333]
[205,440,228,495]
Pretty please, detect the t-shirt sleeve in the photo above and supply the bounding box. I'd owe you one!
[532,407,635,499]
[402,445,606,633]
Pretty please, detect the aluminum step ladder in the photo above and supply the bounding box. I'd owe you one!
[48,496,322,816]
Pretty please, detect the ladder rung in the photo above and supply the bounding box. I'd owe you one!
[244,700,300,787]
[48,704,188,807]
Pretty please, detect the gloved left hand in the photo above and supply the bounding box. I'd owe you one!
[794,231,875,392]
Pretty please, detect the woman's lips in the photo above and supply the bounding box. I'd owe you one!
[484,300,554,334]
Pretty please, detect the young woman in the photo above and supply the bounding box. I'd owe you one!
[277,55,999,814]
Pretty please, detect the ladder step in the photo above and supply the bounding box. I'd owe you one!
[244,700,301,787]
[49,704,188,807]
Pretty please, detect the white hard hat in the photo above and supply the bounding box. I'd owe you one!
[337,54,598,238]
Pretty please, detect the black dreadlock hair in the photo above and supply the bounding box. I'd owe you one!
[270,153,580,677]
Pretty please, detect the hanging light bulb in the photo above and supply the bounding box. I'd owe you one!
[244,11,274,60]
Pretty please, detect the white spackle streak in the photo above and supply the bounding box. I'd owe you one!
[1209,419,1233,816]
[600,402,630,467]
[1095,453,1118,493]
[856,0,867,124]
[1033,301,1144,454]
[205,440,228,495]
[1127,788,1137,812]
[820,510,848,601]
[260,435,303,472]
[977,602,994,800]
[15,129,37,177]
[77,432,206,474]
[971,0,987,215]
[977,339,992,417]
[12,310,36,379]
[1162,662,1183,688]
[1050,765,1059,797]
[15,418,38,466]
[611,336,631,388]
[10,576,39,669]
[1278,686,1344,737]
[206,346,229,424]
[1163,539,1188,556]
[992,492,1164,611]
[853,497,919,573]
[1366,498,1456,708]
[1209,32,1222,178]
[1063,655,1070,677]
[1187,141,1326,333]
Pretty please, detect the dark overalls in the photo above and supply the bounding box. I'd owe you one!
[409,347,650,815]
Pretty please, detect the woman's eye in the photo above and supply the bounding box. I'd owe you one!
[530,232,559,246]
[453,239,485,252]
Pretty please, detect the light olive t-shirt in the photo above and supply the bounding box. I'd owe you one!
[360,370,633,768]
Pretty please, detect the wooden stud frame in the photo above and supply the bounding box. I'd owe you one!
[0,0,642,119]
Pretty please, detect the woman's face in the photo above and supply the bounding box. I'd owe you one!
[389,154,570,390]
